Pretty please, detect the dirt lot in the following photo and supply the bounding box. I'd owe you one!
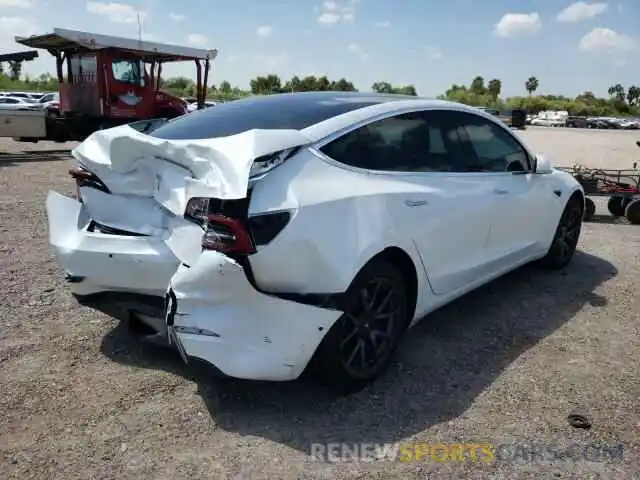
[0,129,639,479]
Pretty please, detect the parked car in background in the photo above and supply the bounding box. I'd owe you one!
[565,116,589,128]
[0,96,42,110]
[38,92,61,116]
[37,92,57,104]
[530,110,568,127]
[477,107,526,129]
[47,92,585,391]
[619,119,640,129]
[0,92,41,102]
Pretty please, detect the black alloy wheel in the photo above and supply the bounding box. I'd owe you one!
[339,276,401,379]
[314,259,408,393]
[541,196,583,269]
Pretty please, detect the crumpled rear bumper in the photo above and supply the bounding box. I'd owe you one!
[166,252,343,381]
[47,191,343,382]
[46,190,180,297]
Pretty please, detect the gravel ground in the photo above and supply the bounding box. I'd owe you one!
[0,129,639,480]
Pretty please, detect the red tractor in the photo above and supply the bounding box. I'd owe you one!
[0,28,216,142]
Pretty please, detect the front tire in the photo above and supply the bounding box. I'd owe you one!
[313,258,409,393]
[583,197,596,221]
[541,195,583,269]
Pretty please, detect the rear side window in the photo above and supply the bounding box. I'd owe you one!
[148,93,397,140]
[319,110,468,172]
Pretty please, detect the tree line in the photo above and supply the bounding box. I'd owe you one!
[1,65,638,117]
[439,75,640,117]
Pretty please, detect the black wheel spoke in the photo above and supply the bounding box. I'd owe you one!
[358,339,368,368]
[346,339,365,367]
[368,329,391,354]
[359,289,371,310]
[368,280,383,307]
[340,326,359,348]
[374,289,393,315]
[339,275,402,378]
[374,308,400,320]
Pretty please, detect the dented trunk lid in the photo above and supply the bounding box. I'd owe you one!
[69,124,310,264]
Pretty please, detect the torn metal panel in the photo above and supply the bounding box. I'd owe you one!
[46,191,181,297]
[72,124,311,206]
[168,252,342,381]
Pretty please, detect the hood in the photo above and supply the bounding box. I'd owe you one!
[71,124,311,215]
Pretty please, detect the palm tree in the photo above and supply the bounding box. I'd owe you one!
[8,60,22,81]
[487,79,502,100]
[525,76,539,96]
[607,84,625,102]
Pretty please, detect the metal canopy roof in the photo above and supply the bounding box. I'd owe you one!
[15,28,217,63]
[0,50,39,62]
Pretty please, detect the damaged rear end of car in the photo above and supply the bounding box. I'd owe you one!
[46,122,343,381]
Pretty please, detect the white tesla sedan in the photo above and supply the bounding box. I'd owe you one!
[46,92,584,391]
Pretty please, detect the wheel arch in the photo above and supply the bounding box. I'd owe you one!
[568,188,585,213]
[355,246,419,325]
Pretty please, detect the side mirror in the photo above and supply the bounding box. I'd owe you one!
[534,154,553,174]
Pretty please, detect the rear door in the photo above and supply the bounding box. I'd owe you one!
[402,110,501,294]
[318,109,497,296]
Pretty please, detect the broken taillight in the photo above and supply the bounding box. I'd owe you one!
[202,214,255,254]
[184,197,291,254]
[69,166,110,194]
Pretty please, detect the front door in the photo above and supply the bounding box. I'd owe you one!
[451,110,559,265]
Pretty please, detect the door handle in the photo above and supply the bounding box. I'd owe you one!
[404,199,428,207]
[493,188,509,195]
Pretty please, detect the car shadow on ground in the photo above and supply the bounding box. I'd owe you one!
[100,250,616,453]
[0,149,70,167]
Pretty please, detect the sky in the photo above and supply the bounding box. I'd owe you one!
[0,0,638,98]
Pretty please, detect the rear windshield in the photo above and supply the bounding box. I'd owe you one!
[148,92,411,140]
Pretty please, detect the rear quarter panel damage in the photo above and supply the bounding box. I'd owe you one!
[246,149,429,297]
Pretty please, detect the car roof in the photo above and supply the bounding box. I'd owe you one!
[293,92,499,141]
[149,91,504,143]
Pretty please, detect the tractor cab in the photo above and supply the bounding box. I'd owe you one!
[11,28,217,139]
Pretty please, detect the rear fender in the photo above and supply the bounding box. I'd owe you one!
[245,148,428,298]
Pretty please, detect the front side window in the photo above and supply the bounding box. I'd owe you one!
[112,59,143,85]
[451,111,530,172]
[319,110,468,172]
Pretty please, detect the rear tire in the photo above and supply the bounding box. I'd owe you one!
[313,258,409,394]
[540,195,583,269]
[625,199,640,225]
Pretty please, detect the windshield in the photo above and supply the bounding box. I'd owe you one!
[149,92,414,140]
[112,59,143,86]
